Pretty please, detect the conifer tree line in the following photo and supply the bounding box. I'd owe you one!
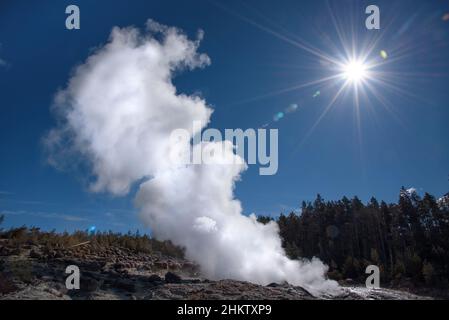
[258,188,449,288]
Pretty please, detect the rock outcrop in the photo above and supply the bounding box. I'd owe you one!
[0,241,431,300]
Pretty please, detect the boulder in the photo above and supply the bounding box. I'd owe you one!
[267,282,280,288]
[148,274,163,283]
[29,249,42,259]
[81,278,100,292]
[165,272,182,284]
[154,261,168,269]
[113,279,136,292]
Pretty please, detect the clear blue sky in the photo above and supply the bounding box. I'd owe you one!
[1,0,448,233]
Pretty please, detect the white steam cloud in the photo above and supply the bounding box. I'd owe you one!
[45,20,339,295]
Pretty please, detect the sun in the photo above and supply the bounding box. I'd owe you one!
[342,60,368,83]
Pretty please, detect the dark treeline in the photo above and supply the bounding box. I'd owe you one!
[259,188,449,289]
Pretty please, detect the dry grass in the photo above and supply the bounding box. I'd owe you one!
[0,215,184,258]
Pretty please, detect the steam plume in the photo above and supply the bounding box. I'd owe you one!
[45,20,339,295]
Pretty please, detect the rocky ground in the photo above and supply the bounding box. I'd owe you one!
[0,240,432,300]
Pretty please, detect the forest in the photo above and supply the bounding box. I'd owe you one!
[259,188,449,290]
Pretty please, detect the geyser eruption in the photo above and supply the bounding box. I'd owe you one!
[45,20,339,295]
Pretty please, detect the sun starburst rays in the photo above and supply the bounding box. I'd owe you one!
[215,0,440,157]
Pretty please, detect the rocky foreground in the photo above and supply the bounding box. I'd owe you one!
[0,240,431,300]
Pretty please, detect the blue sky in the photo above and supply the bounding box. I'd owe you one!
[1,0,449,233]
